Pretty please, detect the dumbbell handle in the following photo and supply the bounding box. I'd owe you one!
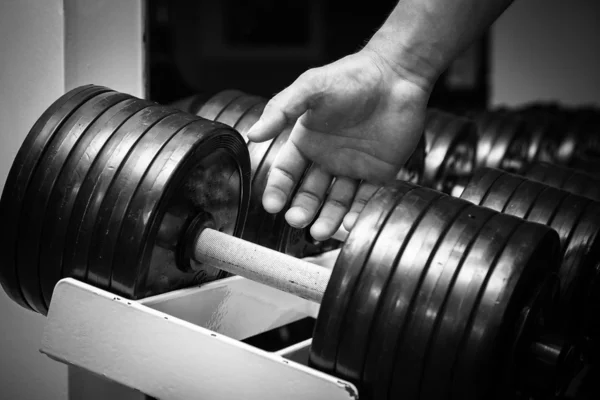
[193,229,331,303]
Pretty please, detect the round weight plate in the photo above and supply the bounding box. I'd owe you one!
[414,204,496,400]
[479,171,526,213]
[548,194,589,254]
[40,98,151,307]
[421,213,521,400]
[87,112,197,289]
[562,171,600,201]
[216,94,264,133]
[0,85,106,309]
[27,91,131,311]
[423,108,450,154]
[501,132,530,173]
[451,223,560,400]
[386,195,470,400]
[526,186,570,227]
[475,113,503,168]
[63,106,176,287]
[110,121,250,298]
[335,186,442,390]
[196,89,245,121]
[309,183,412,373]
[503,179,548,219]
[556,199,599,330]
[437,121,477,194]
[17,89,119,313]
[460,167,505,205]
[423,114,461,186]
[486,118,520,169]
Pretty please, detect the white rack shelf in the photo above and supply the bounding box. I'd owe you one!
[41,268,356,400]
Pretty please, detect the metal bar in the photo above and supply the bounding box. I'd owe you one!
[194,229,332,303]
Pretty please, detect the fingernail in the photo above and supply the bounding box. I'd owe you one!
[285,207,309,228]
[246,119,264,141]
[343,213,358,231]
[310,221,329,242]
[263,190,286,213]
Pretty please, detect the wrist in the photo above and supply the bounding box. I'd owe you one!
[363,30,446,93]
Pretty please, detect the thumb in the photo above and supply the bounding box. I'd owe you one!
[247,69,323,142]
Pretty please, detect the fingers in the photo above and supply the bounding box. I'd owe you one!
[310,177,358,241]
[262,140,310,214]
[343,182,379,231]
[246,70,321,143]
[285,164,333,228]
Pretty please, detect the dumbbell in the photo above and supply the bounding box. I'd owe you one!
[460,168,600,358]
[524,162,600,202]
[0,85,577,399]
[422,109,478,196]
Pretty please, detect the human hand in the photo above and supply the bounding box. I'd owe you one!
[246,48,432,241]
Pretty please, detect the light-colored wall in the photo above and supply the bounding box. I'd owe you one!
[0,1,68,399]
[491,0,600,107]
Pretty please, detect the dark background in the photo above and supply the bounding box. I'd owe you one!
[147,0,489,112]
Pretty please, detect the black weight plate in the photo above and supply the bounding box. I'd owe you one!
[17,89,118,313]
[556,199,598,327]
[460,167,505,205]
[40,98,150,307]
[110,121,250,298]
[526,186,570,227]
[234,103,274,180]
[437,121,478,194]
[335,186,441,390]
[216,94,264,133]
[421,213,521,400]
[309,183,411,373]
[0,85,105,309]
[548,193,589,255]
[474,114,498,168]
[196,89,245,121]
[503,179,548,219]
[414,204,496,400]
[451,223,560,400]
[27,91,130,311]
[87,112,196,289]
[487,118,524,169]
[423,114,459,185]
[63,105,175,286]
[562,171,600,201]
[423,109,450,154]
[386,195,470,400]
[254,129,294,251]
[479,171,526,212]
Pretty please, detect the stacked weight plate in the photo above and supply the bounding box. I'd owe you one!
[0,85,250,314]
[525,162,600,202]
[473,111,532,174]
[460,168,600,356]
[309,181,561,400]
[422,109,478,196]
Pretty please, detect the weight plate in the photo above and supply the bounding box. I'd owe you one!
[451,223,560,400]
[526,186,570,227]
[196,89,245,121]
[17,89,117,313]
[501,132,530,174]
[525,162,571,189]
[479,171,525,212]
[40,98,150,307]
[503,179,548,220]
[24,91,130,312]
[309,183,412,373]
[87,112,196,289]
[387,195,470,400]
[63,105,176,288]
[475,113,504,168]
[486,118,522,169]
[416,204,497,400]
[336,186,441,392]
[422,213,521,400]
[423,108,449,154]
[460,167,505,205]
[111,121,249,298]
[556,199,599,331]
[0,85,106,309]
[216,94,264,132]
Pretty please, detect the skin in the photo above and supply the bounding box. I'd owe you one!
[247,0,514,241]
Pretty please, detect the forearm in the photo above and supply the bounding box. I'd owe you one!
[364,0,513,89]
